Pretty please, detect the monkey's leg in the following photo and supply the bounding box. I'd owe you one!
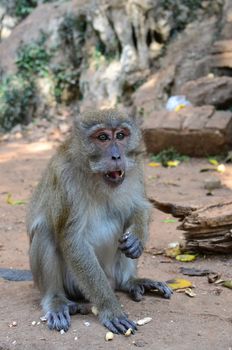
[30,233,85,332]
[62,239,137,334]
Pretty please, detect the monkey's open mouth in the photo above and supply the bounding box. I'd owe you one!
[104,170,125,185]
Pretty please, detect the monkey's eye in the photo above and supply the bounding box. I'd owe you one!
[116,132,125,140]
[97,133,109,142]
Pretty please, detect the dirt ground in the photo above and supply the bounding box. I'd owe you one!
[0,140,232,350]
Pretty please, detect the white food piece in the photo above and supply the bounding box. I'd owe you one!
[91,306,99,316]
[124,328,133,336]
[137,317,152,326]
[105,331,114,341]
[31,321,36,326]
[60,329,65,335]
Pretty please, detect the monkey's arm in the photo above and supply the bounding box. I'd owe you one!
[119,207,149,259]
[62,234,137,334]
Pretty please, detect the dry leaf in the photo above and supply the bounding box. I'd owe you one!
[148,162,161,167]
[166,160,180,167]
[208,159,219,166]
[6,193,26,206]
[176,254,196,262]
[222,280,232,289]
[166,278,193,290]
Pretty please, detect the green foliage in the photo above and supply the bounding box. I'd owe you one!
[16,35,51,77]
[0,75,36,131]
[14,0,37,19]
[59,14,86,68]
[13,0,59,19]
[151,148,189,167]
[52,66,79,103]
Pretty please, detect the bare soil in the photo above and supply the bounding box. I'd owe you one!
[0,140,232,350]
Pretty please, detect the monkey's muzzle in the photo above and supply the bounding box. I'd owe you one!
[104,170,125,185]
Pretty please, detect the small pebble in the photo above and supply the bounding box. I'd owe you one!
[12,340,17,345]
[37,322,41,325]
[84,321,90,327]
[74,336,78,341]
[31,321,36,326]
[12,321,17,327]
[40,316,47,322]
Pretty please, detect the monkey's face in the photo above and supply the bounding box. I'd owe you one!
[89,127,130,186]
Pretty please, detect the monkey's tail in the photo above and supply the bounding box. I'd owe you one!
[0,268,33,281]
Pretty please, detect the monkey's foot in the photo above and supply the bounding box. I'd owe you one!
[119,232,143,259]
[45,304,71,332]
[68,300,91,315]
[129,278,173,302]
[102,315,137,335]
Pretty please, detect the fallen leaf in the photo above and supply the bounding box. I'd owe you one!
[176,254,196,262]
[208,158,219,166]
[6,193,26,206]
[162,218,177,223]
[148,162,161,167]
[166,160,180,167]
[166,278,193,290]
[222,280,232,289]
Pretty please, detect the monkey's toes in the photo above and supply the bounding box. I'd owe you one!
[45,307,71,332]
[103,317,137,335]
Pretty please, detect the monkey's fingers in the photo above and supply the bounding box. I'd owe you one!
[144,280,173,299]
[124,243,143,259]
[46,309,71,332]
[104,317,137,334]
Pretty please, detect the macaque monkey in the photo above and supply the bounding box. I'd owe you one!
[27,109,172,334]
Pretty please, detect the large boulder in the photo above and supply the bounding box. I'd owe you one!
[143,106,232,156]
[181,76,232,108]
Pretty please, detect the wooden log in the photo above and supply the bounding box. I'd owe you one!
[152,197,232,253]
[179,201,232,231]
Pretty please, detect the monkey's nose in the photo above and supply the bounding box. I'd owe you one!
[112,154,121,160]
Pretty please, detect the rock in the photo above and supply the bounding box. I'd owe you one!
[143,106,232,156]
[80,60,125,110]
[181,76,232,108]
[204,178,222,191]
[132,65,176,115]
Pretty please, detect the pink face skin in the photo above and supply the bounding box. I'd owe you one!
[90,127,130,186]
[91,128,130,146]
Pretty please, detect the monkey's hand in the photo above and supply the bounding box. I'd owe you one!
[129,278,173,302]
[119,231,143,259]
[99,309,137,335]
